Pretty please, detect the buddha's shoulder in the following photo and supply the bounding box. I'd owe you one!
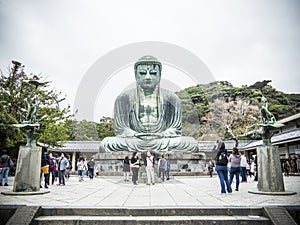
[160,88,180,101]
[116,89,136,99]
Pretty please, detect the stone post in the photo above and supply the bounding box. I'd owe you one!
[257,145,285,192]
[13,146,42,192]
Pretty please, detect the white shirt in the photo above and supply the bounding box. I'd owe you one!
[146,156,154,167]
[240,155,248,167]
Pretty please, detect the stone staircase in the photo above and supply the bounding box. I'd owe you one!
[31,207,272,225]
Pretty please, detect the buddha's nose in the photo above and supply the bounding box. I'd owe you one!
[145,71,151,79]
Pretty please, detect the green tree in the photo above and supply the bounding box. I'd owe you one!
[0,61,72,156]
[70,120,99,141]
[97,117,115,140]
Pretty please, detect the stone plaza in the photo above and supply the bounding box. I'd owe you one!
[1,174,299,224]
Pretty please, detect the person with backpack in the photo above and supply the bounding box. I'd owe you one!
[158,154,167,182]
[229,147,242,191]
[87,157,95,180]
[215,142,232,195]
[0,150,14,186]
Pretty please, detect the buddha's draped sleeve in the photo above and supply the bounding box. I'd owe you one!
[161,89,182,137]
[114,90,136,137]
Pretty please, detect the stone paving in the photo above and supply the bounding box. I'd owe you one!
[0,175,299,207]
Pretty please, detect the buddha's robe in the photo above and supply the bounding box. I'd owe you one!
[100,88,198,152]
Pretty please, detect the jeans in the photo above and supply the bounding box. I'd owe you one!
[146,167,155,184]
[88,168,94,179]
[159,167,166,181]
[229,167,240,190]
[216,165,232,193]
[132,167,139,184]
[0,167,9,184]
[58,170,66,185]
[240,166,247,182]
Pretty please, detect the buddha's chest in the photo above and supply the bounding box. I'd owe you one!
[138,96,159,124]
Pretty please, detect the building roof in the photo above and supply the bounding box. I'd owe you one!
[241,128,300,150]
[52,141,101,153]
[277,113,300,124]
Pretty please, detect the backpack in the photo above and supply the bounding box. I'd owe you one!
[218,152,228,165]
[160,158,167,168]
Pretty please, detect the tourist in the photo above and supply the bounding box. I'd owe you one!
[250,158,255,178]
[0,150,13,186]
[130,152,140,185]
[65,155,72,181]
[282,159,290,177]
[158,154,167,182]
[166,159,170,180]
[40,146,50,189]
[208,161,214,178]
[253,155,258,181]
[95,163,101,177]
[290,157,297,173]
[240,152,247,182]
[215,142,232,195]
[297,156,300,173]
[123,156,130,182]
[77,156,87,182]
[246,160,251,177]
[229,147,241,191]
[57,152,69,186]
[49,153,58,185]
[87,157,95,180]
[145,151,155,185]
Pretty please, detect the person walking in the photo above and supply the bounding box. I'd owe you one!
[166,159,170,180]
[229,147,241,191]
[40,147,50,189]
[87,157,95,180]
[0,150,13,186]
[123,156,130,182]
[215,142,232,195]
[130,152,140,185]
[145,151,155,185]
[77,156,87,182]
[49,152,58,185]
[208,161,214,178]
[158,154,167,182]
[57,152,69,186]
[240,152,247,182]
[65,155,72,181]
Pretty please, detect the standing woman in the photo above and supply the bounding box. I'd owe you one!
[123,156,130,182]
[215,142,232,195]
[130,152,140,185]
[229,147,241,191]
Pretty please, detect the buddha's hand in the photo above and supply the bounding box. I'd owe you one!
[134,132,164,140]
[121,129,136,137]
[163,129,181,138]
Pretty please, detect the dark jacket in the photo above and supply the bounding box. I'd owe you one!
[1,154,10,167]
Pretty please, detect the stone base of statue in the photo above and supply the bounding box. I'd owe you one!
[1,146,49,195]
[248,146,296,196]
[93,151,207,181]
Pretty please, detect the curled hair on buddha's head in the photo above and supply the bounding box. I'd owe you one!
[134,55,162,74]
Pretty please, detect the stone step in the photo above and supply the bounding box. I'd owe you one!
[33,215,271,225]
[40,207,266,217]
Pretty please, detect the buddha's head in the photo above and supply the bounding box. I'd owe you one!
[134,56,162,91]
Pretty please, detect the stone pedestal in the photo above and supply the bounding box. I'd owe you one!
[93,152,207,177]
[257,146,284,192]
[13,146,42,192]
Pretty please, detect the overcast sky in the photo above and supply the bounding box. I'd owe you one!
[1,0,299,121]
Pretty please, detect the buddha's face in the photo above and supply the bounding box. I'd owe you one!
[136,64,161,90]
